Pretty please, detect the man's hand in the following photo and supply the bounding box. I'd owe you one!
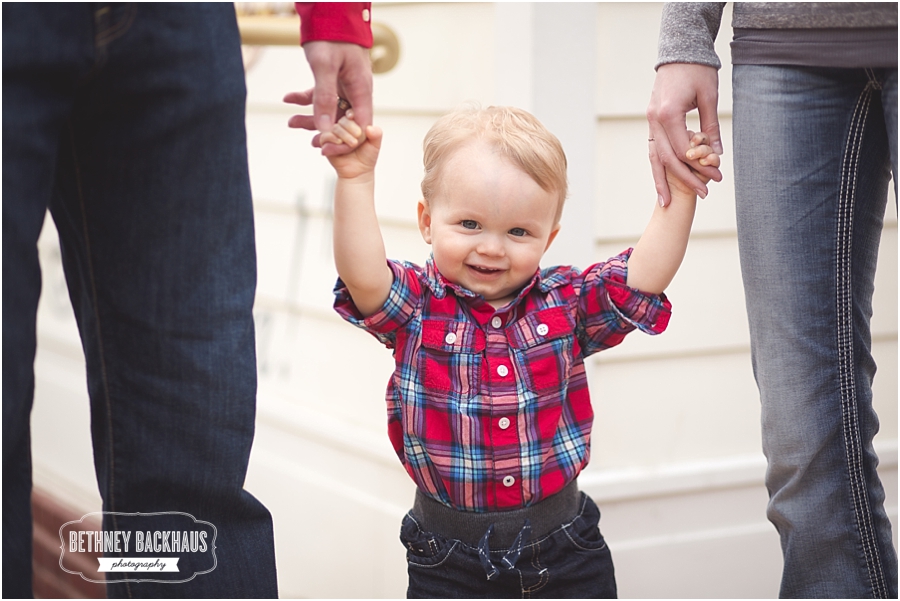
[647,63,723,206]
[285,40,373,156]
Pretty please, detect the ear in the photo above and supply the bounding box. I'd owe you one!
[417,200,432,244]
[544,223,561,252]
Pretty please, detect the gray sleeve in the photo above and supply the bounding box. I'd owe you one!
[656,2,727,70]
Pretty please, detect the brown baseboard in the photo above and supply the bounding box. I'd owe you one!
[32,488,106,599]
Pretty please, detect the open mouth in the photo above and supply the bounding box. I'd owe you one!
[468,264,503,274]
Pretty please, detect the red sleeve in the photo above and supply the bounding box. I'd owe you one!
[294,3,373,48]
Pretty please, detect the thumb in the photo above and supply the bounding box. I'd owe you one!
[697,91,723,155]
[312,70,339,133]
[365,125,383,150]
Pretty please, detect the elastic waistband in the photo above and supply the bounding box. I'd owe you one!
[411,480,581,548]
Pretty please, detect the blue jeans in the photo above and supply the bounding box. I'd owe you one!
[733,65,898,598]
[2,4,276,597]
[400,493,616,598]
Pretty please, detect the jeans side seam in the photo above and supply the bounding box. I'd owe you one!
[837,83,888,600]
[66,122,128,598]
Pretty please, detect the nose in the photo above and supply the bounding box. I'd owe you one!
[475,233,505,258]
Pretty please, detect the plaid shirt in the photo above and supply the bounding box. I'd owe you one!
[334,249,671,512]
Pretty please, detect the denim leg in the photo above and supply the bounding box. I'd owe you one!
[734,65,898,598]
[4,4,276,598]
[2,5,94,597]
[883,70,898,200]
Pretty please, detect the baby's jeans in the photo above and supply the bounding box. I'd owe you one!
[400,480,616,598]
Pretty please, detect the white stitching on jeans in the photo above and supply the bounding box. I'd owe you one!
[521,539,549,596]
[837,78,887,599]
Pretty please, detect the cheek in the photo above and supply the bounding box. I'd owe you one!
[511,243,547,271]
[430,235,466,270]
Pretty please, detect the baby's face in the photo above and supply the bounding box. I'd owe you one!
[418,140,560,308]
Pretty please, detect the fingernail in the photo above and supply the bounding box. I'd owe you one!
[658,194,665,207]
[696,189,707,199]
[713,141,723,154]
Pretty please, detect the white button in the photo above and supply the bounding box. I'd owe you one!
[536,323,549,336]
[491,316,503,329]
[444,332,457,344]
[497,365,509,377]
[498,417,511,430]
[362,8,370,22]
[502,475,515,487]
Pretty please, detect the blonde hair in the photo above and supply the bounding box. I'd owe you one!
[421,105,568,223]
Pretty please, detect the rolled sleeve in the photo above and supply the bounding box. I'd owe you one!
[576,249,672,356]
[333,260,420,348]
[295,2,373,48]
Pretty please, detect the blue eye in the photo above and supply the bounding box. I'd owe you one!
[461,220,478,229]
[509,228,527,237]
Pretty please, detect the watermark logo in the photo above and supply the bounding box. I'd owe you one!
[60,512,217,584]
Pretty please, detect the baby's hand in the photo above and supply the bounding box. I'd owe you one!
[666,131,720,199]
[322,110,382,180]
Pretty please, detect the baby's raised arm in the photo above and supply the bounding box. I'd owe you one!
[325,113,393,316]
[626,132,720,295]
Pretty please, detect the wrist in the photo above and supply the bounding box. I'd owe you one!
[337,171,375,187]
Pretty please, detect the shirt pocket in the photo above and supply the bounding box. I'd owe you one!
[419,319,485,401]
[508,306,576,396]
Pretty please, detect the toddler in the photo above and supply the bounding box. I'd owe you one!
[321,105,717,598]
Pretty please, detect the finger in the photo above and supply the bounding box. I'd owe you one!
[283,89,314,107]
[337,112,363,139]
[649,144,672,207]
[671,125,720,185]
[699,151,721,168]
[340,56,374,128]
[697,89,724,155]
[322,124,383,157]
[319,131,344,146]
[364,125,383,150]
[654,125,710,199]
[330,124,360,147]
[321,141,355,157]
[287,114,316,130]
[686,144,714,161]
[691,131,710,147]
[311,72,339,134]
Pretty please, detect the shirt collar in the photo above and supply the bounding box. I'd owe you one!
[423,255,571,307]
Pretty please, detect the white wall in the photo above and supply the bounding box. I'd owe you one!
[30,3,897,598]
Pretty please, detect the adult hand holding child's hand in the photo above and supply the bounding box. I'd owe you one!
[321,111,382,180]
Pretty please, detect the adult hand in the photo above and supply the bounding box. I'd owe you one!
[647,63,723,206]
[285,41,373,156]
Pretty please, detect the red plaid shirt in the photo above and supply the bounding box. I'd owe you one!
[334,249,671,512]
